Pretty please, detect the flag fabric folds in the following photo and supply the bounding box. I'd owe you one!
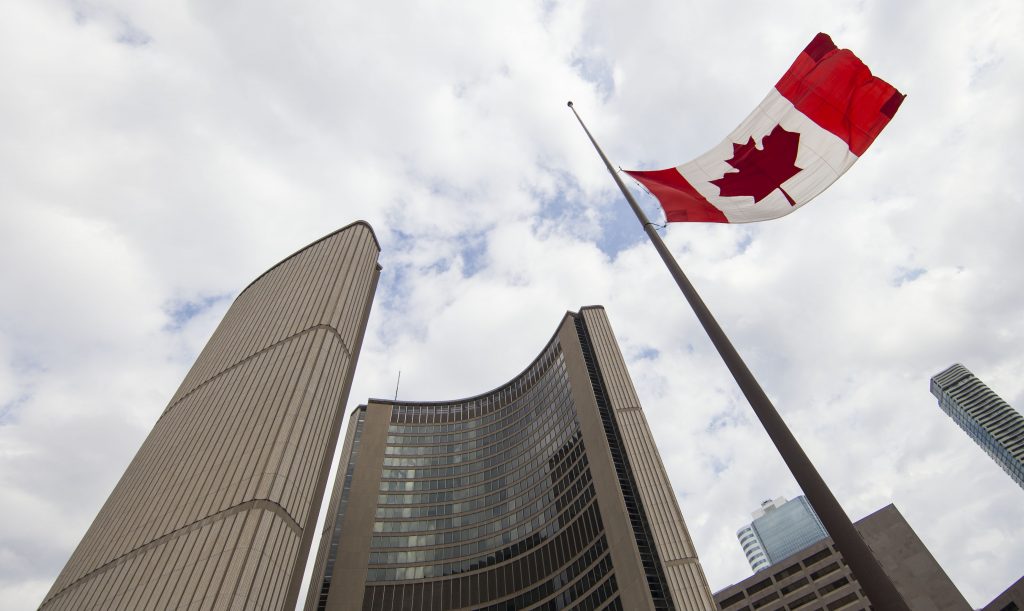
[625,33,904,224]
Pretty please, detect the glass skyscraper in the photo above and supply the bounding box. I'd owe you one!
[931,363,1024,489]
[305,307,716,610]
[736,496,828,572]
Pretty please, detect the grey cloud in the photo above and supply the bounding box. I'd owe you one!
[2,0,1023,609]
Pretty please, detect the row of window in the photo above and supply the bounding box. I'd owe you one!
[380,426,574,482]
[371,461,593,550]
[498,544,610,610]
[477,549,615,611]
[368,482,596,567]
[386,351,565,430]
[548,567,617,611]
[373,441,587,534]
[379,445,565,492]
[386,368,565,442]
[380,440,565,489]
[719,546,853,610]
[365,498,608,610]
[378,426,580,506]
[384,386,569,456]
[382,389,573,467]
[748,575,857,610]
[361,544,618,611]
[380,402,574,481]
[375,418,579,519]
[385,397,577,483]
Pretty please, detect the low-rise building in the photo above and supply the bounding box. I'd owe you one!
[715,504,969,611]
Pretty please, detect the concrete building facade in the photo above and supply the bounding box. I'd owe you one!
[715,504,970,611]
[930,364,1024,489]
[40,222,381,610]
[305,307,716,611]
[736,496,828,573]
[982,575,1024,611]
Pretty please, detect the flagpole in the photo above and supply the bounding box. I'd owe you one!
[567,101,909,610]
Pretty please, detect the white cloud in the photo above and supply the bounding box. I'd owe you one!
[2,0,1023,608]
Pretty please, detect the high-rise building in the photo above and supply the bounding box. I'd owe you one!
[736,496,827,572]
[40,222,382,610]
[716,504,971,611]
[931,363,1024,489]
[304,306,716,611]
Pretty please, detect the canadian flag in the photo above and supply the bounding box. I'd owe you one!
[625,33,904,223]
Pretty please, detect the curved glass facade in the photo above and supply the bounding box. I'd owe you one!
[306,307,716,611]
[361,342,621,610]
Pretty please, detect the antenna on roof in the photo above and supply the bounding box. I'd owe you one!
[394,370,401,402]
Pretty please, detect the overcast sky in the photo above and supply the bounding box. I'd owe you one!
[2,0,1023,608]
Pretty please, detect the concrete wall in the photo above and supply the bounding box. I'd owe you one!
[579,307,716,610]
[714,503,970,611]
[980,575,1024,611]
[40,222,380,610]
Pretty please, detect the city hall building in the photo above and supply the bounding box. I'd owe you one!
[305,307,715,610]
[40,222,382,611]
[40,222,715,610]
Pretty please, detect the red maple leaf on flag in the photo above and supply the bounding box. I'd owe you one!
[711,124,802,206]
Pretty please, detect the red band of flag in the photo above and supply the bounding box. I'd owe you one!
[625,33,904,224]
[776,33,905,156]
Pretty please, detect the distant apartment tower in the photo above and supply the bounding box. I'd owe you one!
[40,222,381,610]
[736,496,828,572]
[304,307,716,610]
[716,504,970,611]
[931,363,1024,489]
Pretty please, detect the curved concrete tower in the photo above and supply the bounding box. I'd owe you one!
[40,221,381,610]
[305,307,715,611]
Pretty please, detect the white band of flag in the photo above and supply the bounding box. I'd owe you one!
[625,33,904,224]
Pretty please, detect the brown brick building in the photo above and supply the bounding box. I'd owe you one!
[714,504,970,611]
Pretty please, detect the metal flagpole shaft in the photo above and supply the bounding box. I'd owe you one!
[566,101,909,610]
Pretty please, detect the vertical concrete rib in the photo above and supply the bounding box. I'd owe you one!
[40,222,381,610]
[579,307,716,610]
[302,406,363,611]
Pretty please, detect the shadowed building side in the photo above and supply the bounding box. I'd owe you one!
[715,504,970,611]
[576,308,713,609]
[40,221,381,611]
[305,306,715,611]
